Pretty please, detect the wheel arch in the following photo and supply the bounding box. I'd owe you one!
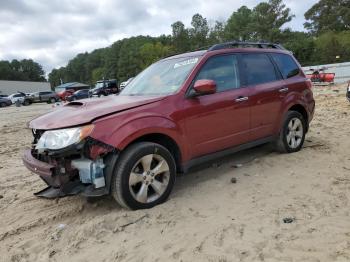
[287,104,309,131]
[123,133,183,173]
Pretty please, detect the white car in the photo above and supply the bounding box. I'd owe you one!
[119,77,134,90]
[8,93,26,104]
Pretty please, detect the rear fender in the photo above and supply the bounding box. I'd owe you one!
[275,91,313,133]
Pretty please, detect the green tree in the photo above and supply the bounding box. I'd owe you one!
[208,21,226,44]
[304,0,350,35]
[189,14,210,49]
[171,21,190,52]
[224,6,254,41]
[281,30,315,65]
[251,0,294,41]
[0,59,45,81]
[140,42,173,68]
[91,68,106,83]
[313,31,350,64]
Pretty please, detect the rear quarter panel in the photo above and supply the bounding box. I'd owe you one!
[274,75,315,133]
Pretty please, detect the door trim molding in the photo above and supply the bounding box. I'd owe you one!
[182,135,276,173]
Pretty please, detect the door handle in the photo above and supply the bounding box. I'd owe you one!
[235,96,249,102]
[279,87,289,93]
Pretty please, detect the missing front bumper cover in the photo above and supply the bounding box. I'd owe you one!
[34,182,109,199]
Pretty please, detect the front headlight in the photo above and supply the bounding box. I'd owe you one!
[35,124,94,151]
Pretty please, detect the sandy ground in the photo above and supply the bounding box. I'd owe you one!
[0,84,350,262]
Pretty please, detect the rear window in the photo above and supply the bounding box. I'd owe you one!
[271,53,300,79]
[241,54,278,85]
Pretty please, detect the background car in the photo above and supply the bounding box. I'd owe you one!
[8,93,26,104]
[119,77,134,91]
[89,79,119,97]
[7,92,33,106]
[0,97,12,107]
[30,91,59,103]
[56,89,75,101]
[66,89,90,101]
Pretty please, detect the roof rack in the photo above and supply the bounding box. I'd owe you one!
[208,41,286,51]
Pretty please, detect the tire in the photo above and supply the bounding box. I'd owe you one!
[0,102,6,107]
[111,142,176,210]
[275,111,306,153]
[23,99,30,106]
[49,97,56,104]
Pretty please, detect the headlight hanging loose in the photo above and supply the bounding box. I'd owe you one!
[35,124,94,151]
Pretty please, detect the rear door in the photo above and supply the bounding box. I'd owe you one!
[183,54,253,158]
[240,53,285,140]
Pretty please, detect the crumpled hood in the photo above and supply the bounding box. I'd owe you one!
[29,95,165,130]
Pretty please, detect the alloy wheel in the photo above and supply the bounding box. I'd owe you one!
[286,117,303,149]
[128,154,170,203]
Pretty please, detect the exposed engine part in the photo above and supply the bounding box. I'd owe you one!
[71,158,106,188]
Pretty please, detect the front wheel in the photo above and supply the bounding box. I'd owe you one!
[111,142,176,210]
[275,111,306,153]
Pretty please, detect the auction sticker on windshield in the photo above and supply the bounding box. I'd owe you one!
[174,58,198,69]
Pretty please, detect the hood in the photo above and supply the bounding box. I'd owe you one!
[29,95,165,130]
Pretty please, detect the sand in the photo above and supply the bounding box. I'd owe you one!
[0,84,350,262]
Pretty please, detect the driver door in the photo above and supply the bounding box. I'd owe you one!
[183,54,252,158]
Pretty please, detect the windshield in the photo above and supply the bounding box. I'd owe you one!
[120,56,200,96]
[55,87,65,93]
[94,82,104,89]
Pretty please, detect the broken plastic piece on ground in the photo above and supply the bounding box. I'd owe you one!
[283,217,295,223]
[34,181,84,198]
[230,177,237,183]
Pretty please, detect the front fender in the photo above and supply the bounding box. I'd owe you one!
[90,115,188,161]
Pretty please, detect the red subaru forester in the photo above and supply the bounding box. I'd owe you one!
[23,42,315,209]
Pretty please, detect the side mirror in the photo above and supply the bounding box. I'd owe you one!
[192,79,217,96]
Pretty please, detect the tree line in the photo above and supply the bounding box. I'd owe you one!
[0,59,45,82]
[0,0,349,86]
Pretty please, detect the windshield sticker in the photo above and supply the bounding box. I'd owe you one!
[174,58,198,69]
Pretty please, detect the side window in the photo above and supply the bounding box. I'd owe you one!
[241,54,278,85]
[271,53,300,79]
[195,55,240,92]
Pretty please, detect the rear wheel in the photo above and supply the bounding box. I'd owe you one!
[111,142,176,210]
[0,102,6,107]
[275,111,306,153]
[23,99,30,106]
[49,97,56,103]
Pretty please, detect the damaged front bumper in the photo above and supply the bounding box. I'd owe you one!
[22,137,118,199]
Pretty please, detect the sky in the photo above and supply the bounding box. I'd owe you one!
[0,0,319,74]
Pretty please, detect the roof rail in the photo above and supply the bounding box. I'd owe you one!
[208,41,286,51]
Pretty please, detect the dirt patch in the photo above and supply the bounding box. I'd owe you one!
[1,86,350,262]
